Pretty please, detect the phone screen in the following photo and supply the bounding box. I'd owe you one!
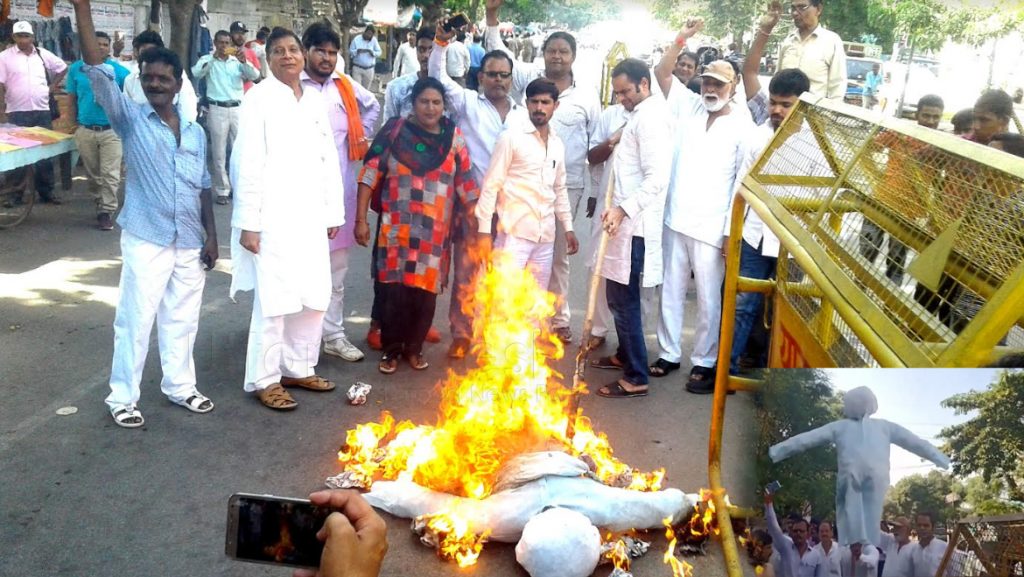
[225,494,330,568]
[444,14,469,31]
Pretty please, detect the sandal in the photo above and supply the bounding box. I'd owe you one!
[591,355,623,370]
[281,375,336,392]
[649,358,681,377]
[379,353,399,375]
[597,380,648,399]
[406,353,429,371]
[685,366,717,395]
[256,383,298,410]
[174,393,215,413]
[111,404,145,428]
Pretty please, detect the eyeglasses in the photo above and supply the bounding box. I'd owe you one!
[790,3,813,13]
[483,71,512,79]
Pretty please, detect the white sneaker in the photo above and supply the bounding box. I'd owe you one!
[324,336,365,362]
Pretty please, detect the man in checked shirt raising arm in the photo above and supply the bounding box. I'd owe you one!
[72,0,219,428]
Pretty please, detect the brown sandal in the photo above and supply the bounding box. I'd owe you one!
[256,383,298,410]
[406,353,429,371]
[281,375,335,392]
[379,353,398,374]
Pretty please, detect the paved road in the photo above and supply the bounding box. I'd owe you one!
[1,168,757,576]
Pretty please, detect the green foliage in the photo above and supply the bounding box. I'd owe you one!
[821,0,893,52]
[755,369,844,522]
[940,370,1024,503]
[418,0,615,28]
[883,471,956,525]
[959,476,1024,516]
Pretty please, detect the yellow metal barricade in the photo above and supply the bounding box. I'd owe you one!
[709,94,1024,577]
[599,42,629,107]
[719,94,1024,369]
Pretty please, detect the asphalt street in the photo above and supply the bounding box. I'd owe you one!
[0,170,758,576]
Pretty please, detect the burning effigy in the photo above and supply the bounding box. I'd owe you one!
[326,252,707,575]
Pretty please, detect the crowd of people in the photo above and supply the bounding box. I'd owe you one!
[751,492,956,577]
[10,0,1017,418]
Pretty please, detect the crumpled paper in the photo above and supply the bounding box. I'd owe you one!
[598,535,650,564]
[609,569,633,577]
[324,470,367,490]
[515,508,601,577]
[347,382,371,405]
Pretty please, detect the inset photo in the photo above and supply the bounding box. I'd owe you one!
[749,368,1023,577]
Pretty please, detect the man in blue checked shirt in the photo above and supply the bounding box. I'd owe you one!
[71,0,219,429]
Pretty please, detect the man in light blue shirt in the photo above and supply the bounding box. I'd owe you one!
[65,30,130,229]
[863,63,882,109]
[349,25,381,89]
[766,494,827,577]
[191,29,260,204]
[72,0,218,429]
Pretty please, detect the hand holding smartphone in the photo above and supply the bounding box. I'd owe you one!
[443,13,470,32]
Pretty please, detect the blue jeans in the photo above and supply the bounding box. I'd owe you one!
[730,239,776,374]
[606,237,648,386]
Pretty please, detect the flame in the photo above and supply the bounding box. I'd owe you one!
[422,510,491,567]
[334,252,664,563]
[663,517,694,577]
[684,489,725,540]
[603,532,632,572]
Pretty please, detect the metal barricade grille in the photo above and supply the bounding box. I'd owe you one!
[940,516,1024,577]
[744,96,1024,366]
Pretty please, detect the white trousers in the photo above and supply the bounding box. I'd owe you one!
[106,231,205,409]
[244,290,325,392]
[207,104,239,198]
[549,187,584,328]
[656,229,725,368]
[322,248,351,342]
[497,232,555,291]
[587,203,613,338]
[351,66,375,89]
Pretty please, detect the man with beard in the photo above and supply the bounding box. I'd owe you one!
[652,19,758,393]
[229,22,262,92]
[877,517,913,577]
[300,21,380,363]
[477,78,579,289]
[72,0,219,427]
[485,0,600,344]
[429,22,530,359]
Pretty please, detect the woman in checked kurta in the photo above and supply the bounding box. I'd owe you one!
[354,77,478,375]
[230,27,345,411]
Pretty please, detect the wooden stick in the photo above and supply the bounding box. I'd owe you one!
[566,163,616,441]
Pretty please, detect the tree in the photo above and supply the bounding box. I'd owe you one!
[883,471,957,526]
[940,370,1024,503]
[960,476,1024,516]
[821,0,893,51]
[331,0,372,61]
[755,369,844,522]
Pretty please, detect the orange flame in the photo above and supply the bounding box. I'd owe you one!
[663,517,694,577]
[335,252,665,564]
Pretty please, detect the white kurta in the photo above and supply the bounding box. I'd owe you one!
[768,387,951,547]
[600,95,671,288]
[229,75,345,318]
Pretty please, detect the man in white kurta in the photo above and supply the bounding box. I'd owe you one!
[592,58,670,398]
[654,23,758,392]
[877,517,913,577]
[229,60,344,410]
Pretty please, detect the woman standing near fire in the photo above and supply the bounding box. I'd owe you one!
[353,77,479,375]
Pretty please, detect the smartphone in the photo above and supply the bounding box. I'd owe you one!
[765,480,782,495]
[225,493,331,568]
[443,13,470,32]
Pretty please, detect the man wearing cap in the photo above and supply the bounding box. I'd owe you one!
[877,517,913,577]
[229,21,262,92]
[653,19,758,394]
[349,25,381,89]
[65,30,130,230]
[0,21,68,205]
[192,29,260,205]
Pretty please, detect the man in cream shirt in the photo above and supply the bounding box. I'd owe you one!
[477,78,578,289]
[766,0,847,99]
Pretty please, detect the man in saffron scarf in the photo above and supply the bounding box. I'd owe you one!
[301,21,380,363]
